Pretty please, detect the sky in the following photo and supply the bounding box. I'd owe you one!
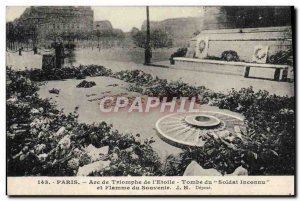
[6,6,203,32]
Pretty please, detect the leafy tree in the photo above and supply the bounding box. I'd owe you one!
[91,29,125,49]
[130,27,140,36]
[132,29,172,48]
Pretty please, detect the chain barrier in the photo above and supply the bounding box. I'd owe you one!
[22,49,34,52]
[6,49,33,53]
[6,47,55,53]
[6,49,20,53]
[38,47,55,52]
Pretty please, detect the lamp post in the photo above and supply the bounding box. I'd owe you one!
[144,6,152,65]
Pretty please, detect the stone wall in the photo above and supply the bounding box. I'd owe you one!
[188,26,292,63]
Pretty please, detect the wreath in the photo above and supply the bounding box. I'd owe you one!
[198,40,206,53]
[254,48,267,60]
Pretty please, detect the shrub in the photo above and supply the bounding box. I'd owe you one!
[132,29,173,49]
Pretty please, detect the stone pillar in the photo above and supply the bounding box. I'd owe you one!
[42,54,55,70]
[202,7,229,30]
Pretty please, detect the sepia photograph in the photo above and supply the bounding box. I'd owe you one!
[5,5,295,196]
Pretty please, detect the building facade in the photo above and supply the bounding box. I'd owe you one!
[16,6,94,41]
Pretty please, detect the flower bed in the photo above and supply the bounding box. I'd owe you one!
[112,69,158,86]
[17,64,113,82]
[112,70,295,175]
[7,68,162,176]
[163,87,294,175]
[7,66,295,176]
[127,79,224,104]
[112,70,224,103]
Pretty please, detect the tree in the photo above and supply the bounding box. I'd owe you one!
[130,27,140,36]
[132,29,172,49]
[6,22,16,49]
[9,22,28,49]
[6,22,39,50]
[45,32,61,43]
[91,29,125,49]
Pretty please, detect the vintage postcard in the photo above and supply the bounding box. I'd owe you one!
[6,6,295,196]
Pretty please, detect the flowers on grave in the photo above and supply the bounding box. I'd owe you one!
[67,158,80,169]
[58,135,71,150]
